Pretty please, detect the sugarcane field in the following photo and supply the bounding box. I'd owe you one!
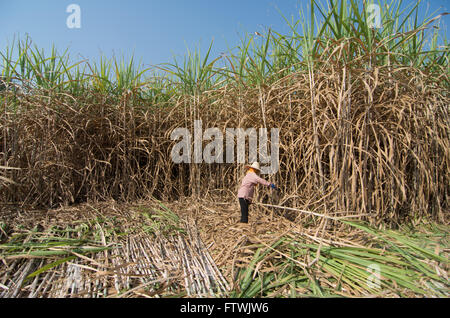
[0,0,449,299]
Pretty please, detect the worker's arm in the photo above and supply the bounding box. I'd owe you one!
[252,174,275,188]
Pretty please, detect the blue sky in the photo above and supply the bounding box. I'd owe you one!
[0,0,448,68]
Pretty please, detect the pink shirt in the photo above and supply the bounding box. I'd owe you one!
[237,172,271,202]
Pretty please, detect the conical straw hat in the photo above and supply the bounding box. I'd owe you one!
[244,162,261,171]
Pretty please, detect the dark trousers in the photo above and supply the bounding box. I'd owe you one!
[239,198,251,223]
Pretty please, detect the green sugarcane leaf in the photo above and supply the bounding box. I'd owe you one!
[24,255,77,284]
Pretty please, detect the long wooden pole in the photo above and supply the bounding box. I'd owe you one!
[255,202,370,221]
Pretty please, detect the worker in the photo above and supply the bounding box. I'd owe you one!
[237,162,276,223]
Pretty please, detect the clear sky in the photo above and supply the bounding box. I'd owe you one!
[0,0,448,68]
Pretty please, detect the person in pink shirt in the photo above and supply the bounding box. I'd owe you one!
[237,162,276,223]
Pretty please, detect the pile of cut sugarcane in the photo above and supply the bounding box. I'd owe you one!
[0,201,228,298]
